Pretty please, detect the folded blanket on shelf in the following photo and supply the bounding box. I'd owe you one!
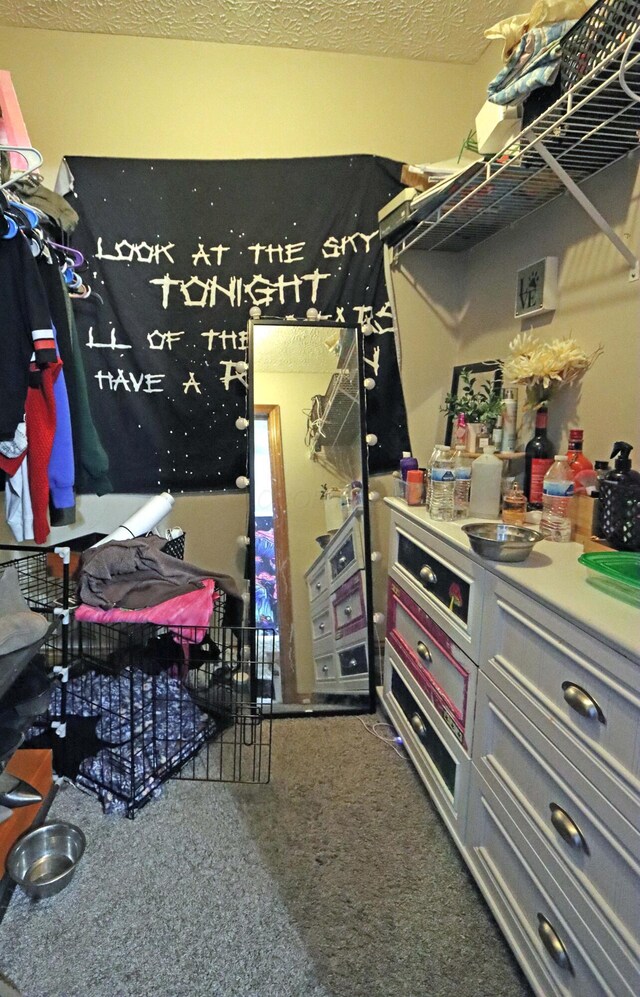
[485,0,595,61]
[488,20,576,105]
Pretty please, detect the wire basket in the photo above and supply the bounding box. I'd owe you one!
[561,0,640,90]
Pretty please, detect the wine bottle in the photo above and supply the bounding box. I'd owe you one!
[566,429,593,477]
[524,407,554,509]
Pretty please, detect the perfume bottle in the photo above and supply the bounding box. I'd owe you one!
[502,481,527,525]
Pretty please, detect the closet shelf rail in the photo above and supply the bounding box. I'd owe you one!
[391,30,640,267]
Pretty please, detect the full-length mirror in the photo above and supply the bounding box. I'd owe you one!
[249,319,374,715]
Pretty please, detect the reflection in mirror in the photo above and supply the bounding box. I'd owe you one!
[249,320,373,715]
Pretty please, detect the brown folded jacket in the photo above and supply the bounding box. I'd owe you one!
[78,536,242,624]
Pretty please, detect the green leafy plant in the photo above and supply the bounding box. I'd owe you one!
[320,483,342,500]
[441,368,504,427]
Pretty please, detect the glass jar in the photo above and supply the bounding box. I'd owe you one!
[502,481,527,525]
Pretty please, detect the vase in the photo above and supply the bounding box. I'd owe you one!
[465,422,488,454]
[324,496,343,532]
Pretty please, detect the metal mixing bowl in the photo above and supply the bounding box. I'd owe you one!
[461,522,544,562]
[7,821,86,899]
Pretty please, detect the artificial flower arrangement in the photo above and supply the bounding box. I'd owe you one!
[501,332,603,409]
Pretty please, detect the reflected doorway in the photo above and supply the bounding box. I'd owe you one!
[254,405,296,705]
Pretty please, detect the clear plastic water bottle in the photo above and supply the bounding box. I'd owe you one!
[429,445,455,521]
[453,446,472,519]
[540,455,574,542]
[425,443,441,510]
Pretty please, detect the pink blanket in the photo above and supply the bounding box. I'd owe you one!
[75,578,218,645]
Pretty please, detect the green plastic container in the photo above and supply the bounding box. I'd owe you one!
[578,552,640,607]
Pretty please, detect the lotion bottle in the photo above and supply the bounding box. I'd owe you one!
[501,388,518,453]
[469,445,502,519]
[400,451,418,481]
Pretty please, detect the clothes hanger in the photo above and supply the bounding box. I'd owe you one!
[72,285,104,305]
[7,200,39,230]
[49,241,85,268]
[0,145,44,191]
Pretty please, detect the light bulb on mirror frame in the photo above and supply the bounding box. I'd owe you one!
[363,378,376,390]
[235,360,248,374]
[249,306,261,319]
[235,417,249,430]
[306,308,319,321]
[371,550,382,562]
[365,434,378,446]
[236,535,250,547]
[368,491,380,502]
[373,612,386,626]
[235,475,249,489]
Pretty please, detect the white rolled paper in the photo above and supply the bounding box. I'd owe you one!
[92,492,175,547]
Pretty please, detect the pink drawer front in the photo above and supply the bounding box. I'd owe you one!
[332,572,367,640]
[387,578,477,751]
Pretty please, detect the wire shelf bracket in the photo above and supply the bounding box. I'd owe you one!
[389,30,640,281]
[534,138,638,280]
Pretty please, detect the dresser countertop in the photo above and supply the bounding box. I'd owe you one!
[385,497,639,664]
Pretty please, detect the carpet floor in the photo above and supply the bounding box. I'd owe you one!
[0,715,532,997]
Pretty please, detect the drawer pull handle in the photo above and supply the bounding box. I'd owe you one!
[549,803,589,853]
[318,622,325,631]
[315,582,322,591]
[410,712,427,739]
[344,606,353,617]
[537,914,574,975]
[338,556,347,568]
[322,664,329,673]
[562,682,606,724]
[419,565,437,586]
[416,641,432,663]
[347,658,358,670]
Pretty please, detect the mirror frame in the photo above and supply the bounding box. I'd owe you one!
[247,317,375,716]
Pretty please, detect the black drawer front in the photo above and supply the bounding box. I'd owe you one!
[338,643,368,677]
[391,669,456,797]
[331,536,356,580]
[397,533,469,625]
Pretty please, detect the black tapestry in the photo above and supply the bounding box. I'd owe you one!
[65,154,411,493]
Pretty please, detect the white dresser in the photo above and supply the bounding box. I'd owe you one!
[382,497,640,997]
[305,507,369,696]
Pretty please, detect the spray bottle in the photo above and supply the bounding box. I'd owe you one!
[597,442,640,551]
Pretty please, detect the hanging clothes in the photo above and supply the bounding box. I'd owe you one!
[25,359,62,545]
[0,232,56,442]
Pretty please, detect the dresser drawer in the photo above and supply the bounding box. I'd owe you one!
[387,578,476,751]
[383,644,471,846]
[332,572,367,640]
[328,517,364,591]
[389,511,484,660]
[313,636,336,682]
[481,576,640,825]
[467,768,637,997]
[307,560,329,603]
[475,670,640,958]
[335,634,369,679]
[311,599,332,642]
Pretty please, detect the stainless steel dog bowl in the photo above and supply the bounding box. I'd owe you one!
[7,821,86,899]
[461,522,544,562]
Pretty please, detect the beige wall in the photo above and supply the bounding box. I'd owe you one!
[394,150,640,473]
[4,25,636,621]
[0,25,481,183]
[255,370,346,696]
[0,24,482,594]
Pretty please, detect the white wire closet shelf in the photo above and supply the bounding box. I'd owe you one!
[391,31,640,261]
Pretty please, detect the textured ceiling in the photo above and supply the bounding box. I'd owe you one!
[254,324,340,373]
[0,0,514,64]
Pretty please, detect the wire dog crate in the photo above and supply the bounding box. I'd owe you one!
[0,543,273,819]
